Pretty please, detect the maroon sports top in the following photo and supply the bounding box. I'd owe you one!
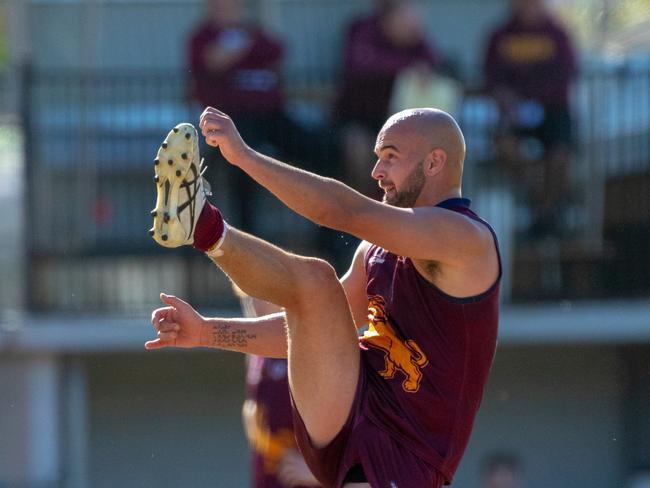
[359,197,501,483]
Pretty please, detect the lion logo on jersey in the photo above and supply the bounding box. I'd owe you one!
[361,295,429,393]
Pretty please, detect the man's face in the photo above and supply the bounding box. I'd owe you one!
[485,466,519,488]
[372,125,428,208]
[382,2,425,48]
[512,0,545,24]
[206,0,241,24]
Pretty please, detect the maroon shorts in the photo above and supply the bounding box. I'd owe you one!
[291,359,444,488]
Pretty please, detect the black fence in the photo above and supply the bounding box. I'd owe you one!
[20,63,650,313]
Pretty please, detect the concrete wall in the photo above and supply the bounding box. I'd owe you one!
[84,351,249,488]
[0,345,635,488]
[82,346,627,488]
[456,345,625,488]
[0,354,61,488]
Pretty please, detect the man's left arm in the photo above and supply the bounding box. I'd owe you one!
[199,108,491,265]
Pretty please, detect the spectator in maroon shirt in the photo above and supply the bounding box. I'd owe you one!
[187,0,307,229]
[336,0,440,198]
[483,0,577,237]
[188,0,284,119]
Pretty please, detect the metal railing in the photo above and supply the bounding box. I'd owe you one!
[20,64,650,312]
[21,66,342,313]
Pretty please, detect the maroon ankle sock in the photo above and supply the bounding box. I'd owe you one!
[192,202,225,252]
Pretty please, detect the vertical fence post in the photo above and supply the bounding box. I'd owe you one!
[20,62,35,311]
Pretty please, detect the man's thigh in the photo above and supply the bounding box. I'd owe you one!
[284,261,360,448]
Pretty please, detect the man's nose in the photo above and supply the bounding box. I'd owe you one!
[371,160,385,180]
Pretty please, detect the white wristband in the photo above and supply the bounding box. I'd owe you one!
[205,221,229,258]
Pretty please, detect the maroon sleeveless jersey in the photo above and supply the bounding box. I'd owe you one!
[359,197,500,484]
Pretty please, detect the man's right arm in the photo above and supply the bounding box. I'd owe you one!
[201,313,288,358]
[147,240,371,357]
[146,293,289,358]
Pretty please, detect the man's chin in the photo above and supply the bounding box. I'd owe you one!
[382,194,396,206]
[383,196,407,208]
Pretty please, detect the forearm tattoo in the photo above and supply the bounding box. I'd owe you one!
[211,323,257,349]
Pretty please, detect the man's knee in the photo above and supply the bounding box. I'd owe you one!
[300,258,339,288]
[293,258,341,303]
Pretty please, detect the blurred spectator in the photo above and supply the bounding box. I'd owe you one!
[480,452,523,488]
[238,290,321,488]
[483,0,577,238]
[187,0,290,228]
[188,0,285,144]
[335,0,440,197]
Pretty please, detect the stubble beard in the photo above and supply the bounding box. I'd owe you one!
[383,160,426,208]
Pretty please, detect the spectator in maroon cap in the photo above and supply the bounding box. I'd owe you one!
[483,0,577,237]
[336,0,440,198]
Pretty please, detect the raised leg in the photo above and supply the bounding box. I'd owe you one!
[148,123,360,448]
[213,227,360,448]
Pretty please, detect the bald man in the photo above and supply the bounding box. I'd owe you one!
[146,107,501,488]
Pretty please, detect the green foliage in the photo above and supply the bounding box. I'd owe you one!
[554,0,650,53]
[609,0,650,28]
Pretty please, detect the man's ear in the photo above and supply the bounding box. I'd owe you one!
[424,148,446,176]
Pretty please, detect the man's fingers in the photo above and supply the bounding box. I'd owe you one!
[151,307,173,326]
[199,117,220,133]
[200,118,225,137]
[200,106,223,120]
[198,108,235,149]
[157,330,178,341]
[199,112,229,133]
[145,321,179,350]
[145,338,168,350]
[202,126,223,141]
[155,320,180,333]
[147,295,188,350]
[160,293,188,309]
[200,106,227,123]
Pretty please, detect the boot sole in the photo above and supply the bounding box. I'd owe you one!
[150,123,201,248]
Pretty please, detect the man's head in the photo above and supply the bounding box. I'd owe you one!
[372,108,466,208]
[380,0,426,48]
[373,0,397,16]
[204,0,242,25]
[511,0,547,26]
[481,452,522,488]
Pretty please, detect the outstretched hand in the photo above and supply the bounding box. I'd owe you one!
[145,293,206,350]
[199,106,251,165]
